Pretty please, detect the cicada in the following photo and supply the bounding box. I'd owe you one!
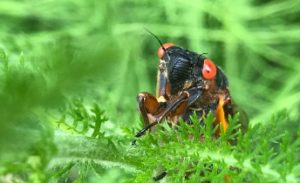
[135,41,247,139]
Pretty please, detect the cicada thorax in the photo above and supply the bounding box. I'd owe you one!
[163,46,200,95]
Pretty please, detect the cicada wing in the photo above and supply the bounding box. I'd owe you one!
[224,101,249,133]
[155,60,171,99]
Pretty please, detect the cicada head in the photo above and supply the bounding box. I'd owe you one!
[158,44,229,95]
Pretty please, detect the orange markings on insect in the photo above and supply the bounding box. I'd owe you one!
[216,95,228,133]
[202,59,217,80]
[157,43,175,59]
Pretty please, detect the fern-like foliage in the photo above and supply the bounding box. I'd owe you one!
[57,98,108,138]
[127,112,300,182]
[0,98,299,182]
[45,101,299,182]
[48,100,136,182]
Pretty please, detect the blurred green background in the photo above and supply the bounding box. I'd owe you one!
[0,0,299,182]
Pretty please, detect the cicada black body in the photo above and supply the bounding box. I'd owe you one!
[135,42,247,138]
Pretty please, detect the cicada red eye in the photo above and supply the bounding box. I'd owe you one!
[157,43,175,59]
[202,59,217,80]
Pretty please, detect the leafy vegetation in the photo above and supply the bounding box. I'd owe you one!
[0,0,299,182]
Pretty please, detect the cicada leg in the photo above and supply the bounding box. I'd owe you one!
[137,92,164,128]
[135,91,189,138]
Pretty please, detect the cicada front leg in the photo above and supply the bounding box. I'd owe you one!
[137,92,166,128]
[136,91,189,138]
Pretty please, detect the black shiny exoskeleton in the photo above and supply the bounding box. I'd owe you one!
[134,41,248,138]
